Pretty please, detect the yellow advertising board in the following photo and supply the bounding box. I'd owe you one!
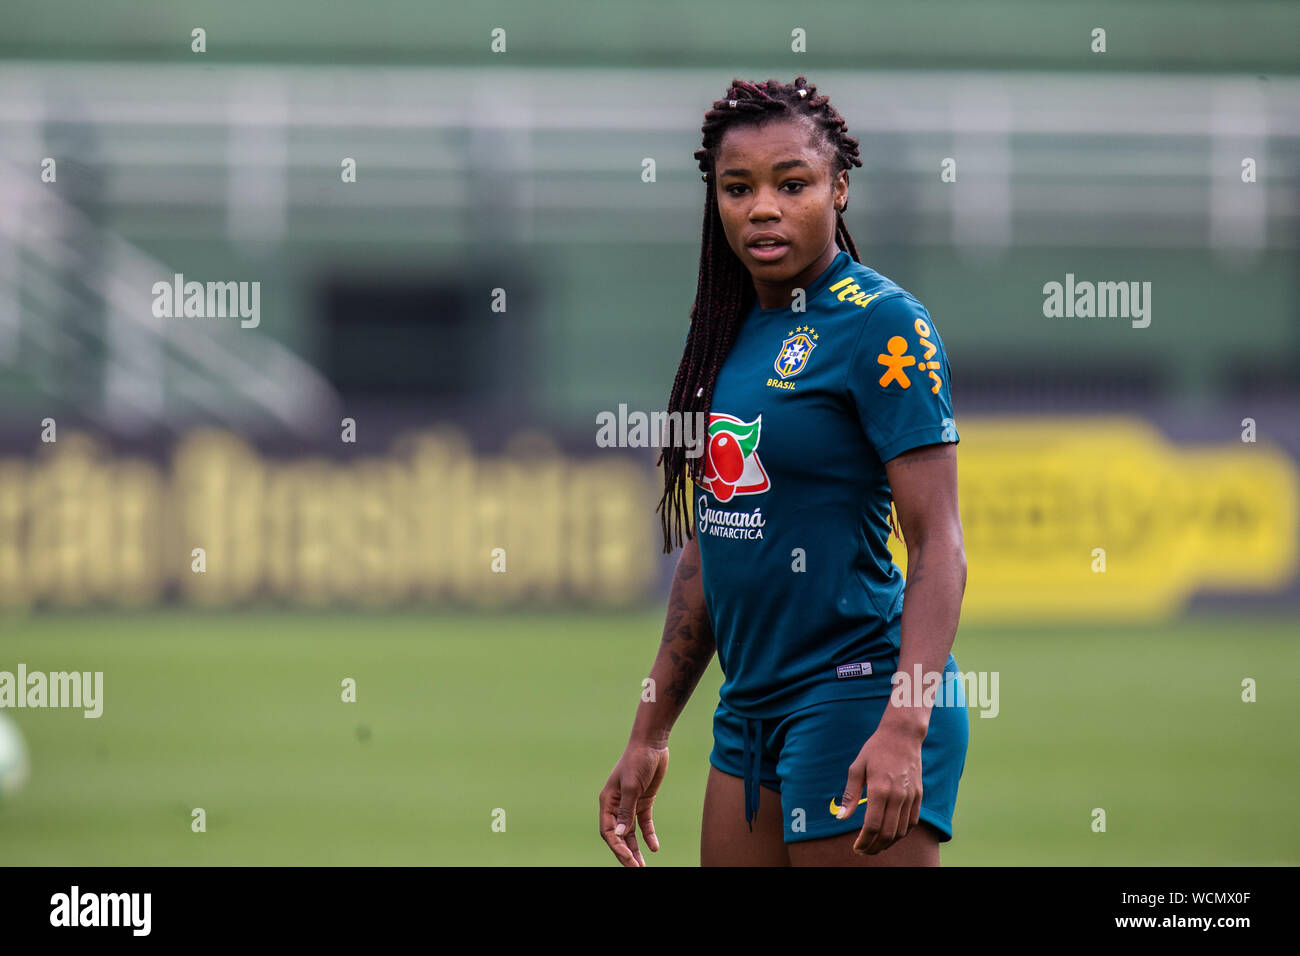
[0,417,1295,619]
[0,427,659,609]
[891,417,1298,620]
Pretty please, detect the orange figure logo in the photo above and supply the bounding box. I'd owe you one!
[877,336,915,389]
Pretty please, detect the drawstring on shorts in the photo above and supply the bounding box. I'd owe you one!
[741,716,763,831]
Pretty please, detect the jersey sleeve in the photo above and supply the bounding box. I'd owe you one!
[845,293,960,463]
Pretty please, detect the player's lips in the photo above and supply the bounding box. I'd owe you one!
[747,233,791,261]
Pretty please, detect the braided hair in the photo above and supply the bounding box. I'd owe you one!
[656,76,902,553]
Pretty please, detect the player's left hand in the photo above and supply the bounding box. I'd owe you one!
[837,723,924,855]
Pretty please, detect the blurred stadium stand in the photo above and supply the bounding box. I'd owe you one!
[0,65,1296,435]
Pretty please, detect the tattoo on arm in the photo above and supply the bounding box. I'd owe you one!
[661,545,715,707]
[904,553,926,594]
[891,448,951,468]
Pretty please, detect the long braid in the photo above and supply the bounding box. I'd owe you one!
[656,76,897,553]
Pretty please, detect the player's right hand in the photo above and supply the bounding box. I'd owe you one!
[599,744,669,867]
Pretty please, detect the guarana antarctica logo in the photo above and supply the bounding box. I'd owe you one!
[697,413,770,503]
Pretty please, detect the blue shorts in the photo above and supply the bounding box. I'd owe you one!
[708,654,969,844]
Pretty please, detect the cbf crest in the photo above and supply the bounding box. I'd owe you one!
[774,325,818,379]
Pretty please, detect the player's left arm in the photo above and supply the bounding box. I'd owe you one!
[842,443,966,855]
[840,293,966,854]
[880,441,966,742]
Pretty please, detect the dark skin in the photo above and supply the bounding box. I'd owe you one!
[598,535,712,867]
[713,117,848,311]
[599,115,966,866]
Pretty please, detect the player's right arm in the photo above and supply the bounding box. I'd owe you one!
[599,534,715,866]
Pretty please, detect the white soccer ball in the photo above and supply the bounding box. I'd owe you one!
[0,713,30,798]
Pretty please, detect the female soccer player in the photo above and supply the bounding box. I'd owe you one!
[599,76,968,866]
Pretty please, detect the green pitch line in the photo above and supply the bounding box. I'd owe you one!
[0,609,1296,865]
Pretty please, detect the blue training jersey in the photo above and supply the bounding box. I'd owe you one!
[693,248,960,718]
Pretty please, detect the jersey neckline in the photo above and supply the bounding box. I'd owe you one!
[751,248,853,317]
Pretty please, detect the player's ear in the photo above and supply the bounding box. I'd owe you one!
[834,168,849,210]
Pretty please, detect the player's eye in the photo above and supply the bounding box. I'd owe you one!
[724,182,805,196]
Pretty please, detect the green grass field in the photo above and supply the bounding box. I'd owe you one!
[0,608,1296,865]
